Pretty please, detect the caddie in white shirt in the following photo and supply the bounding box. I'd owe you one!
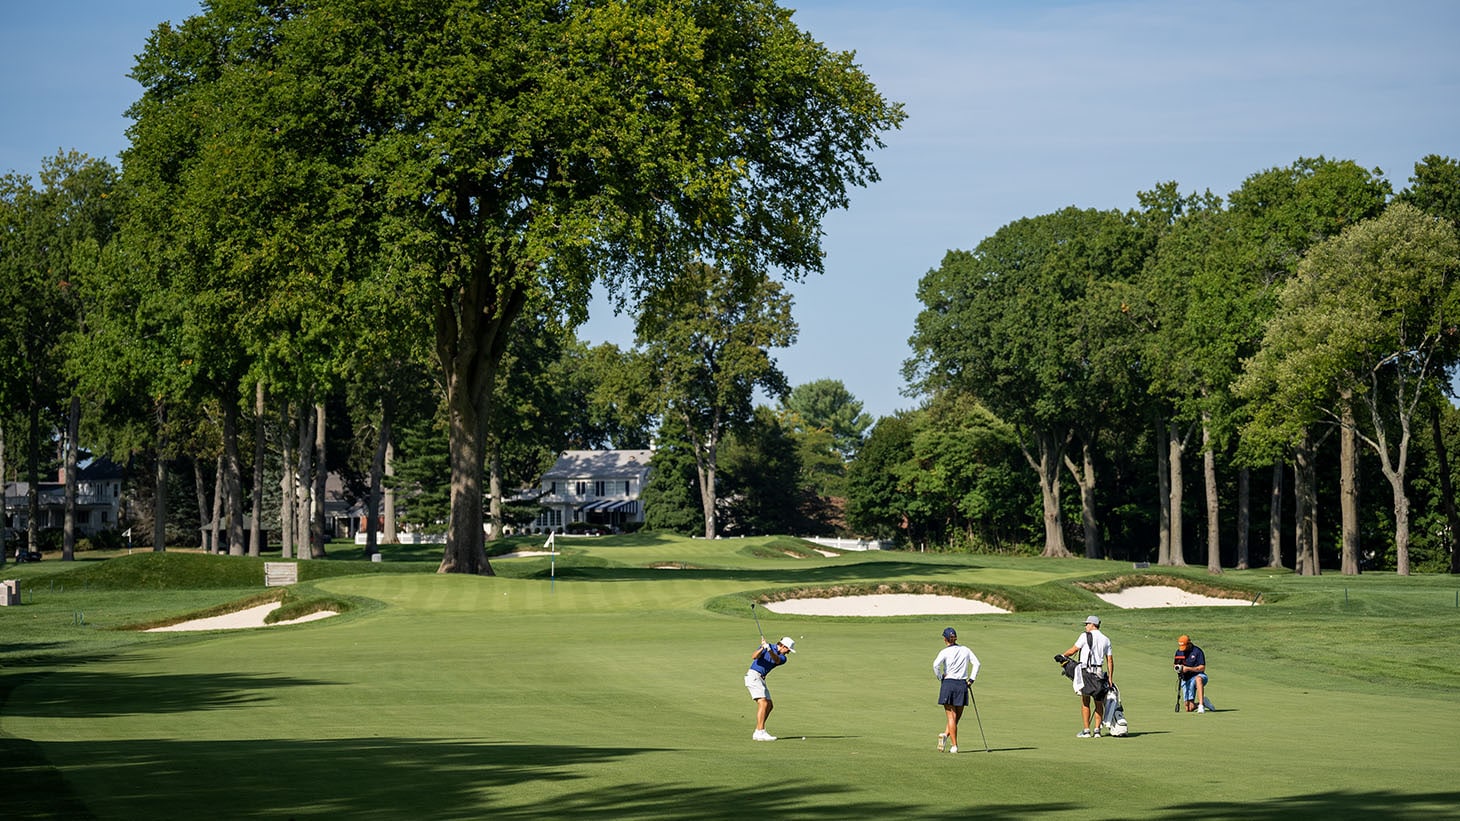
[932,626,981,753]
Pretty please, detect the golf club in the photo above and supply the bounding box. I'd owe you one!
[968,684,990,752]
[750,603,766,644]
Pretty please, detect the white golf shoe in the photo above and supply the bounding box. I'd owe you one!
[937,733,947,752]
[948,745,958,754]
[752,730,777,741]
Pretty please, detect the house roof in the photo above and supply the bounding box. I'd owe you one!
[541,450,654,480]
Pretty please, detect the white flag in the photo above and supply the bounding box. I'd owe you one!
[544,531,555,551]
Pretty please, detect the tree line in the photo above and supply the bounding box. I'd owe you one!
[875,155,1460,576]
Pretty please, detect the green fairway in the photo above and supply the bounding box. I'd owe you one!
[4,538,1460,819]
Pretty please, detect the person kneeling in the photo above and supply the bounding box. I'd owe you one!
[1174,634,1212,712]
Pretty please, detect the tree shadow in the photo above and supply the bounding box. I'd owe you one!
[547,560,972,584]
[1168,789,1460,820]
[9,732,1454,819]
[1,669,338,719]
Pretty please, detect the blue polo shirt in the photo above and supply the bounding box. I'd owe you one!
[749,645,788,677]
[1175,643,1205,679]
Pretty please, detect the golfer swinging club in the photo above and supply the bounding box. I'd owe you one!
[745,636,796,741]
[933,627,981,754]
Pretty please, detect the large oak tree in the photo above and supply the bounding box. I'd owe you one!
[129,0,901,573]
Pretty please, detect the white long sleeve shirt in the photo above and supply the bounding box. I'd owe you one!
[933,643,981,681]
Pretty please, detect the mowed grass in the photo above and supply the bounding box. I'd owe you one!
[3,538,1460,819]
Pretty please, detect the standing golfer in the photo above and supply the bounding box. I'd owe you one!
[1060,615,1114,738]
[932,627,981,754]
[1174,634,1210,712]
[745,636,796,741]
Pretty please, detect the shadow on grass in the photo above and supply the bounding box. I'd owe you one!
[8,731,1456,819]
[1165,790,1460,820]
[547,560,971,584]
[1,669,338,719]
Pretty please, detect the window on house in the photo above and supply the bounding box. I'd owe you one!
[624,481,631,495]
[549,481,557,494]
[576,481,586,496]
[595,481,605,497]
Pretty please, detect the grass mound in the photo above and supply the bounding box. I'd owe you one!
[1075,572,1266,602]
[58,552,271,589]
[53,550,430,591]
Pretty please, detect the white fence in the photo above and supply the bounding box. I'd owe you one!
[800,536,891,552]
[353,532,446,545]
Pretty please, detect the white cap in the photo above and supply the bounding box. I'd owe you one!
[779,637,797,653]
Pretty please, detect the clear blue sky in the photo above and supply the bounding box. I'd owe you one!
[5,1,1458,419]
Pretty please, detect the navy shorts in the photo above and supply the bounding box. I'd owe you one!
[938,678,969,706]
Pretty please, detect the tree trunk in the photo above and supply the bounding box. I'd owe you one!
[1268,463,1285,569]
[442,368,494,573]
[1429,404,1460,575]
[0,422,7,566]
[192,457,210,551]
[1201,411,1220,575]
[27,399,42,555]
[366,395,391,558]
[1062,438,1102,559]
[152,403,167,553]
[295,402,315,561]
[209,457,223,554]
[692,422,721,540]
[311,402,327,558]
[62,395,79,561]
[1166,421,1188,566]
[1339,396,1361,575]
[487,450,504,542]
[1294,434,1319,576]
[1155,421,1171,564]
[434,275,525,576]
[1024,429,1070,557]
[383,409,397,545]
[1236,466,1250,570]
[250,381,266,557]
[1357,394,1413,576]
[278,396,296,558]
[223,397,245,556]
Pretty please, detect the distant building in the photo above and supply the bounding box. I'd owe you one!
[3,458,125,537]
[533,450,653,533]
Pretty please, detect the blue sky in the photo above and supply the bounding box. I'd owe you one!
[4,1,1458,419]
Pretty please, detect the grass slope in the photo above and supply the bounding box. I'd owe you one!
[3,537,1459,819]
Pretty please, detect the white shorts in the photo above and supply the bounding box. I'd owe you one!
[745,670,770,700]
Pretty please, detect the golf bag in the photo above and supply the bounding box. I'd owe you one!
[1104,684,1128,736]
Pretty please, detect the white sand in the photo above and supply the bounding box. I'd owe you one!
[1095,585,1253,609]
[758,585,1254,617]
[762,593,1010,616]
[146,602,338,632]
[495,551,556,559]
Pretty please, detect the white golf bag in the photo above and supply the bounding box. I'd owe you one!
[1104,684,1128,736]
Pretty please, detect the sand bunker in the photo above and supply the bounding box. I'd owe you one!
[495,551,556,559]
[1096,585,1253,609]
[147,602,338,632]
[762,594,1009,616]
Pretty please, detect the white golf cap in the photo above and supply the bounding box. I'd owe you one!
[1085,615,1101,626]
[779,637,797,653]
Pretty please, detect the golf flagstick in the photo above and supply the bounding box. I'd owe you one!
[1175,672,1182,712]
